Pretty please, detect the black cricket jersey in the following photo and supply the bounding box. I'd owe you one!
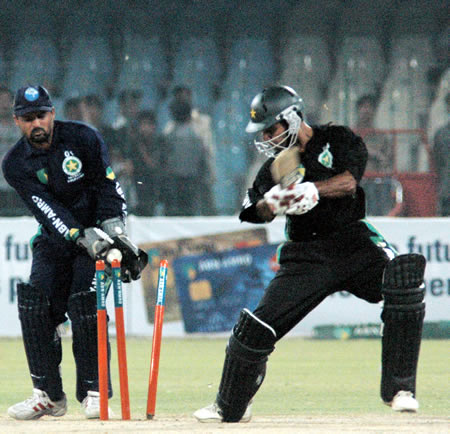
[240,124,368,240]
[2,120,126,245]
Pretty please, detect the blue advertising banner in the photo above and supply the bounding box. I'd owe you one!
[173,244,280,333]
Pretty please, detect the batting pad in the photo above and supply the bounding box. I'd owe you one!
[380,254,426,402]
[217,309,276,422]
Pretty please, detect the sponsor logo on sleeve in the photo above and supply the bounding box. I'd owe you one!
[31,195,69,236]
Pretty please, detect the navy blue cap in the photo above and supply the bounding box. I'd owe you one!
[14,86,53,116]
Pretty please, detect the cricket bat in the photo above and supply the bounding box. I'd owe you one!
[270,146,304,188]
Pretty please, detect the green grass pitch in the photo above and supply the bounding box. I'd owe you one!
[0,337,448,418]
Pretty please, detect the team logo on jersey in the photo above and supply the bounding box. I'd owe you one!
[106,166,116,180]
[318,143,333,168]
[62,154,84,182]
[36,168,48,184]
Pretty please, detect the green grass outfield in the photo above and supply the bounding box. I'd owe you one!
[0,338,448,418]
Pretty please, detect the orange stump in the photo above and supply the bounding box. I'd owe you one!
[95,260,109,420]
[111,259,130,420]
[146,260,168,419]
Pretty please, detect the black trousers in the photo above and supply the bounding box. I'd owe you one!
[30,237,96,325]
[25,236,103,402]
[254,220,394,340]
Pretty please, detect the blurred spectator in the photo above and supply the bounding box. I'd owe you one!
[79,92,138,213]
[164,99,210,216]
[131,110,168,216]
[355,94,392,172]
[79,94,117,145]
[164,86,216,215]
[63,96,82,121]
[433,92,449,216]
[0,86,27,215]
[112,89,143,131]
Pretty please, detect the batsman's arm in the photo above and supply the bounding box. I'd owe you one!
[239,158,277,223]
[314,170,357,198]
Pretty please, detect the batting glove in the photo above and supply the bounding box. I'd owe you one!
[264,184,293,215]
[285,182,319,215]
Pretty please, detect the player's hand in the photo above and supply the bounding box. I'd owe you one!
[100,217,148,282]
[256,199,276,222]
[76,227,114,260]
[285,182,319,215]
[101,216,126,238]
[264,184,293,215]
[111,234,149,282]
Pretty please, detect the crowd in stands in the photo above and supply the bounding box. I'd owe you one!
[59,86,216,217]
[0,0,448,217]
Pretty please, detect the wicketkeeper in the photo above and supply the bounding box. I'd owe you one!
[2,85,147,420]
[194,85,426,422]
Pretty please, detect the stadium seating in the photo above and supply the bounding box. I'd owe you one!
[429,68,450,141]
[279,35,330,122]
[374,34,435,171]
[9,36,60,93]
[221,37,276,106]
[61,36,114,100]
[211,98,250,214]
[171,37,222,112]
[0,0,442,216]
[0,47,6,86]
[360,176,404,216]
[321,36,385,125]
[116,34,168,110]
[281,0,340,37]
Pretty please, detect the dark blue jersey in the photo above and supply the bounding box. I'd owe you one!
[2,120,126,245]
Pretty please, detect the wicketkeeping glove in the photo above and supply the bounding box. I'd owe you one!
[285,182,319,215]
[101,217,149,283]
[76,227,114,260]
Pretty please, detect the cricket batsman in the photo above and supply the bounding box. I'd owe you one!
[194,85,427,422]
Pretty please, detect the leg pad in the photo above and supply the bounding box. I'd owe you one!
[17,283,63,401]
[381,254,426,402]
[217,309,276,422]
[68,291,112,402]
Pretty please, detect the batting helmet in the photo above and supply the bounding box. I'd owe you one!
[246,86,304,157]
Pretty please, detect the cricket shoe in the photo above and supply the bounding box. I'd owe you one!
[8,388,67,420]
[81,391,113,419]
[193,402,252,423]
[386,391,419,412]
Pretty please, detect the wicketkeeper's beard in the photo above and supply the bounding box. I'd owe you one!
[30,127,50,144]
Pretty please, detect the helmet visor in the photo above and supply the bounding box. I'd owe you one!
[252,107,302,158]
